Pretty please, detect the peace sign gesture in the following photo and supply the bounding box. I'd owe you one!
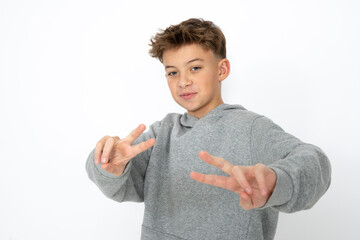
[190,151,277,210]
[94,124,156,176]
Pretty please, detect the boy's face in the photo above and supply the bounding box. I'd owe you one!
[162,44,230,119]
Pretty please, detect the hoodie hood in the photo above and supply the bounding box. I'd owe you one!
[179,103,246,128]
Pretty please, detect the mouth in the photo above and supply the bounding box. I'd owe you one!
[180,92,197,100]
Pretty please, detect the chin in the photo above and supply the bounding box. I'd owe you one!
[184,105,203,115]
[175,97,206,113]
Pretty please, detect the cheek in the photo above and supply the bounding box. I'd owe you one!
[167,80,177,95]
[198,72,216,88]
[202,74,219,95]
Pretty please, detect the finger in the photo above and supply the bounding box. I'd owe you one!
[123,124,146,144]
[253,164,268,196]
[112,136,120,141]
[198,151,234,176]
[101,163,117,175]
[190,172,239,192]
[101,163,112,171]
[94,135,110,164]
[101,163,124,176]
[101,137,116,163]
[131,138,156,157]
[101,162,119,172]
[239,193,254,210]
[232,166,252,195]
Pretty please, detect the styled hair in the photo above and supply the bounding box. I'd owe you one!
[149,18,226,63]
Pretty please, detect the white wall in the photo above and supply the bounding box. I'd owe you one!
[0,0,359,239]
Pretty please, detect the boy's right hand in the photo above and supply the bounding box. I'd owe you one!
[94,124,156,176]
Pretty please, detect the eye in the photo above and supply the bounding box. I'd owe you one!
[168,71,177,76]
[191,66,201,71]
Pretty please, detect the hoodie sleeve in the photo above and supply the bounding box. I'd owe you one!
[86,121,161,203]
[250,116,331,213]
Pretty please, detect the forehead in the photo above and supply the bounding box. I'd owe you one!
[162,44,216,66]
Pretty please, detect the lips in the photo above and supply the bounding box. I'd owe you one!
[180,92,197,100]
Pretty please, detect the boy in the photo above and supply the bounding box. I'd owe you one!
[86,18,331,240]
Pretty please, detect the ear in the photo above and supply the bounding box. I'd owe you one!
[218,58,230,82]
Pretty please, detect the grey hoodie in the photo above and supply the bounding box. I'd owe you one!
[86,104,331,240]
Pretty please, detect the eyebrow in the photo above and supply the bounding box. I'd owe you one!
[165,58,204,69]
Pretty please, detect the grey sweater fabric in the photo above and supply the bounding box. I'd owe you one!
[86,104,331,240]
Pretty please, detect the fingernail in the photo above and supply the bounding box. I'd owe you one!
[245,188,251,194]
[95,159,99,164]
[261,189,267,196]
[101,157,106,163]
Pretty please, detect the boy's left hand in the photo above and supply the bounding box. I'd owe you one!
[190,151,277,210]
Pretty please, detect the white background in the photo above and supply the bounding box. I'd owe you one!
[0,0,359,239]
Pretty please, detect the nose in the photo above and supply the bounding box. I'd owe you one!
[178,73,192,88]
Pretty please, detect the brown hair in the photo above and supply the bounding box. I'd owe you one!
[149,18,226,63]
